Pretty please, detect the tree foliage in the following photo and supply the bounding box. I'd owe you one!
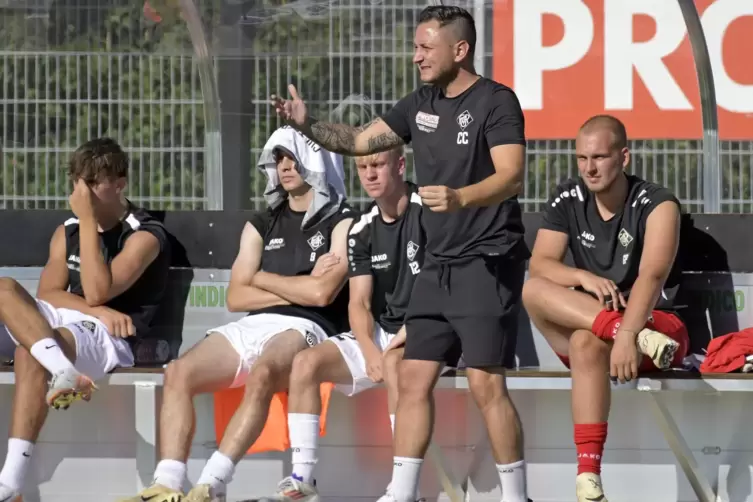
[0,0,747,212]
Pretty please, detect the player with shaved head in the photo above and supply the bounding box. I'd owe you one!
[522,115,689,502]
[272,5,530,502]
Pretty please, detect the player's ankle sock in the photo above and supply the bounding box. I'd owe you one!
[496,459,527,502]
[0,438,34,492]
[591,310,622,341]
[288,413,319,484]
[153,459,187,491]
[197,451,235,495]
[30,338,76,375]
[574,422,608,475]
[389,456,422,501]
[389,414,396,436]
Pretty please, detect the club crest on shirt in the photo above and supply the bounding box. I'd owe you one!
[618,228,634,248]
[406,241,419,261]
[307,231,326,251]
[81,320,97,334]
[456,110,473,130]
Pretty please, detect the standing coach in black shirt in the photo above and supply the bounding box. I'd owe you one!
[271,6,530,502]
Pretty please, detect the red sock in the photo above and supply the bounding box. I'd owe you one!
[591,310,622,341]
[574,422,608,475]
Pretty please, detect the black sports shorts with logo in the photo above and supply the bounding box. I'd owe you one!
[403,254,525,369]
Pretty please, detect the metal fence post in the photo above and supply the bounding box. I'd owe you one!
[678,0,720,214]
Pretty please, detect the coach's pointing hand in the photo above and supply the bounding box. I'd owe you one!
[270,84,308,127]
[419,185,463,212]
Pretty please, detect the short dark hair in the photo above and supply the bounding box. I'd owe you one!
[68,137,128,183]
[579,115,628,150]
[418,6,477,55]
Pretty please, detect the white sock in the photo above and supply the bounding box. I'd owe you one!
[288,413,319,484]
[497,460,527,502]
[152,459,187,492]
[389,414,396,436]
[197,451,235,495]
[389,456,422,501]
[0,438,34,491]
[29,338,75,375]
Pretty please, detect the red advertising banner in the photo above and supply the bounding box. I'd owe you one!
[492,0,753,139]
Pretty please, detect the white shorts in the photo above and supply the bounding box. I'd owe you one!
[0,299,135,381]
[327,323,397,396]
[327,323,457,397]
[209,313,329,388]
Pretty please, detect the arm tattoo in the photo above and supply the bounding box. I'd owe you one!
[309,119,358,155]
[307,117,403,155]
[366,131,403,153]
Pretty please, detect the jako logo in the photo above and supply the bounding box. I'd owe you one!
[581,231,595,242]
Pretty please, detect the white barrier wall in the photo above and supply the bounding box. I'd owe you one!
[1,268,753,502]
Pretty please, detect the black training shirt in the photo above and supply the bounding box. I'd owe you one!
[381,77,529,263]
[347,182,425,334]
[248,202,355,335]
[540,175,682,310]
[64,203,171,338]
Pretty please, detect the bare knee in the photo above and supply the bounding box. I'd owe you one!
[290,348,325,386]
[569,329,609,368]
[467,368,509,410]
[522,277,554,314]
[164,358,200,395]
[244,362,280,399]
[522,277,549,308]
[398,360,438,401]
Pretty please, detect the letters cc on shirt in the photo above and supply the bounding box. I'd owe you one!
[456,110,473,145]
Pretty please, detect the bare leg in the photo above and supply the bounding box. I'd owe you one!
[569,330,611,424]
[466,367,528,502]
[159,333,239,463]
[190,330,311,500]
[522,277,604,332]
[0,279,59,348]
[283,340,354,486]
[9,328,77,441]
[393,359,443,459]
[523,277,611,498]
[466,367,522,464]
[382,348,404,416]
[217,330,309,461]
[288,341,354,415]
[0,328,78,495]
[384,359,443,501]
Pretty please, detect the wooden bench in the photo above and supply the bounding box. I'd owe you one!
[1,364,744,502]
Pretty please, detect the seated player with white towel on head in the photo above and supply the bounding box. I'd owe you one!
[258,145,438,501]
[120,126,355,502]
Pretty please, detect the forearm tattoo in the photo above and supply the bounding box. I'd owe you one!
[307,118,402,155]
[308,120,357,154]
[366,129,403,154]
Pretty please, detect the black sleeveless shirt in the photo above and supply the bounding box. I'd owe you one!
[247,202,355,336]
[64,203,171,337]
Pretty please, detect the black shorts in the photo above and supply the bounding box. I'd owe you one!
[404,255,525,368]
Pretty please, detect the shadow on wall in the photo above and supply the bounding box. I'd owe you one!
[677,214,739,354]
